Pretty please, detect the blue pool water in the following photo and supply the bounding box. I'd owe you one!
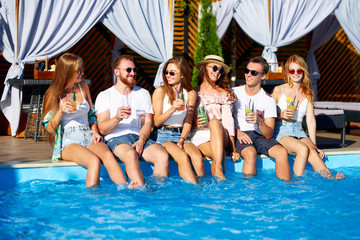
[1,167,359,239]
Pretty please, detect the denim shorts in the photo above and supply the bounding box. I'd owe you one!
[273,121,309,142]
[106,133,156,152]
[62,125,93,150]
[150,127,182,144]
[235,131,279,156]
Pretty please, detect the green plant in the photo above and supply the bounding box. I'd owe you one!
[191,0,223,87]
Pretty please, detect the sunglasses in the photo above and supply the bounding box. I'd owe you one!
[118,67,138,73]
[208,65,225,75]
[77,67,84,75]
[289,69,303,75]
[165,71,178,76]
[245,68,261,76]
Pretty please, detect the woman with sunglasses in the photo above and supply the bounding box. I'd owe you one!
[187,55,239,180]
[151,56,202,183]
[42,53,127,188]
[271,55,344,179]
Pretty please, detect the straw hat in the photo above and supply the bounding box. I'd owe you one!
[195,55,230,74]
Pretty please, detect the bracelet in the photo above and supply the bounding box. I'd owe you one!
[179,136,186,142]
[314,144,317,147]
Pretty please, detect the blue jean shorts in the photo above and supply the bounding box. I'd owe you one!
[150,127,182,144]
[106,133,156,152]
[273,121,309,142]
[62,125,93,150]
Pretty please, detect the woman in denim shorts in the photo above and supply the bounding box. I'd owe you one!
[272,55,344,179]
[151,56,202,184]
[42,53,127,188]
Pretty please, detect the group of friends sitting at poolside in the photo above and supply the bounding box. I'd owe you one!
[41,53,345,188]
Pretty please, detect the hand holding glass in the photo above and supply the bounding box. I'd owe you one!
[245,103,255,123]
[116,106,132,120]
[286,102,296,119]
[66,92,77,112]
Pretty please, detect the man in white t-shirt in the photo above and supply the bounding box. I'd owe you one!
[232,56,290,181]
[95,55,169,188]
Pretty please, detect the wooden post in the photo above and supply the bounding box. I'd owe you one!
[16,0,20,62]
[268,0,271,30]
[183,1,189,60]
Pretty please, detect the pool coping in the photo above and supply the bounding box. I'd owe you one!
[1,147,359,169]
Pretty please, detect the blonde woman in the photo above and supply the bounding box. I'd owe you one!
[271,55,344,179]
[42,53,127,187]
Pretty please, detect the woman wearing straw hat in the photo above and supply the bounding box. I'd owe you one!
[187,55,240,180]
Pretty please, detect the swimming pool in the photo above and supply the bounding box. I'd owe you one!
[0,154,359,239]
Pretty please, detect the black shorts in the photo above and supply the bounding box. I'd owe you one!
[235,131,280,156]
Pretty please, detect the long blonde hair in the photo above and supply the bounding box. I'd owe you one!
[284,55,314,103]
[42,53,83,144]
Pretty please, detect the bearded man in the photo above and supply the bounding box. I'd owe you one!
[95,55,169,188]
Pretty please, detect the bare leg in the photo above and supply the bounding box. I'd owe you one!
[301,138,345,180]
[279,136,308,176]
[184,142,205,177]
[88,142,127,184]
[240,146,257,177]
[162,142,197,183]
[113,143,145,187]
[208,119,226,180]
[142,144,169,177]
[62,144,101,187]
[268,144,291,181]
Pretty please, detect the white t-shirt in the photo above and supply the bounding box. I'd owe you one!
[232,86,277,134]
[95,85,153,141]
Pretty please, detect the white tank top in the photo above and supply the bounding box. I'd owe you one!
[60,83,90,129]
[278,87,308,122]
[162,89,188,127]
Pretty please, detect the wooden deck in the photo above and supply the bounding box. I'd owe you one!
[1,123,360,165]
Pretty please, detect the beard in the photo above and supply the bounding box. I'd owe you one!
[119,74,136,87]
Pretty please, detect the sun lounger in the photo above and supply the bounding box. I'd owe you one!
[303,108,346,147]
[314,101,360,133]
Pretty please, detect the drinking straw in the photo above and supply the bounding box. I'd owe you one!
[175,86,179,99]
[125,90,130,107]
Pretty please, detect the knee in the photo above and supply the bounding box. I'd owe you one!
[243,149,257,165]
[175,151,190,165]
[88,156,101,169]
[297,144,309,157]
[208,118,221,130]
[155,146,169,166]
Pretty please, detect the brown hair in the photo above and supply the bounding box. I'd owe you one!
[284,55,314,103]
[197,63,236,99]
[111,55,134,70]
[42,53,83,144]
[249,56,269,74]
[162,56,193,104]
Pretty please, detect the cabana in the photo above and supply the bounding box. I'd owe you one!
[1,0,359,137]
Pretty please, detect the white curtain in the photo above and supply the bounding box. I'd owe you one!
[102,0,174,88]
[307,13,340,99]
[335,0,360,54]
[234,0,341,68]
[0,0,114,136]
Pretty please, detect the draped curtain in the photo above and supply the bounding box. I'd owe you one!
[307,13,340,99]
[102,0,174,88]
[233,0,341,67]
[335,0,360,54]
[0,0,114,136]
